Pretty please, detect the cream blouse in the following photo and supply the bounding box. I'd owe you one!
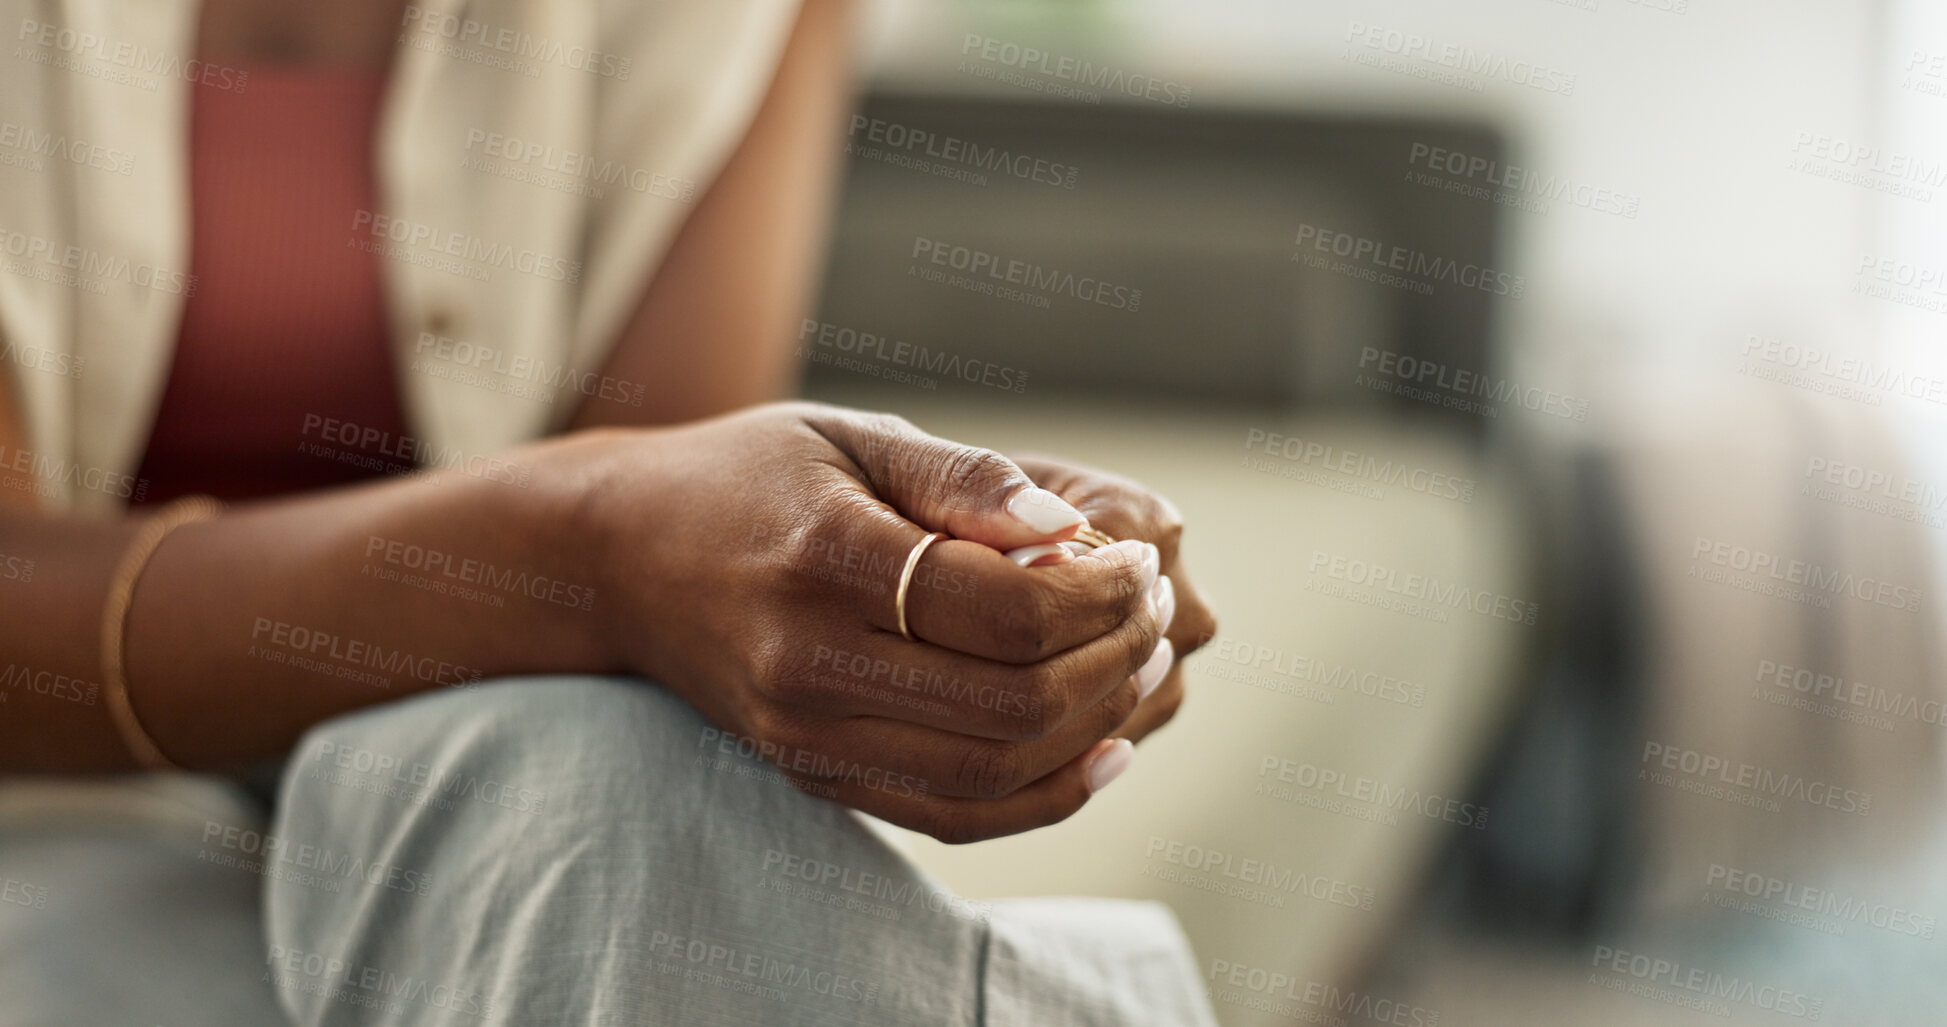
[0,0,800,514]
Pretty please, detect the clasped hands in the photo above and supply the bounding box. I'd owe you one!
[568,402,1216,844]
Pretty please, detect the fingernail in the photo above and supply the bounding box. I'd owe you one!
[1003,543,1071,568]
[1087,738,1134,794]
[1006,487,1084,536]
[1139,542,1161,594]
[1152,575,1176,634]
[1136,637,1174,699]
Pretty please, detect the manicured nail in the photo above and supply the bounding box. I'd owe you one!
[1006,487,1084,535]
[1136,638,1174,699]
[1139,542,1161,594]
[1087,738,1135,794]
[1003,543,1071,567]
[1152,575,1176,634]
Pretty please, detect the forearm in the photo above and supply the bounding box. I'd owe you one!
[0,437,615,773]
[566,0,854,431]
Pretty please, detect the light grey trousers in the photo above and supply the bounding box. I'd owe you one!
[0,676,1218,1026]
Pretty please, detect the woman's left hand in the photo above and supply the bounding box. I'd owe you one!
[1007,455,1217,743]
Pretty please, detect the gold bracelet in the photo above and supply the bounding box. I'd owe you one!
[100,495,223,772]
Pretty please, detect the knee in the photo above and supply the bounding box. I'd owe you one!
[281,676,748,831]
[266,678,986,1027]
[291,675,689,776]
[274,675,860,876]
[268,677,845,1022]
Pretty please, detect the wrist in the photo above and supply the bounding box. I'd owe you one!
[439,431,613,676]
[528,427,664,675]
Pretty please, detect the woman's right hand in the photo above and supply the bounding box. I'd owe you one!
[560,402,1168,843]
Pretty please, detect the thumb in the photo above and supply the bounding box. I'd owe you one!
[805,408,1086,551]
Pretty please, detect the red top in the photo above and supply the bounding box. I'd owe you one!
[134,67,410,505]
